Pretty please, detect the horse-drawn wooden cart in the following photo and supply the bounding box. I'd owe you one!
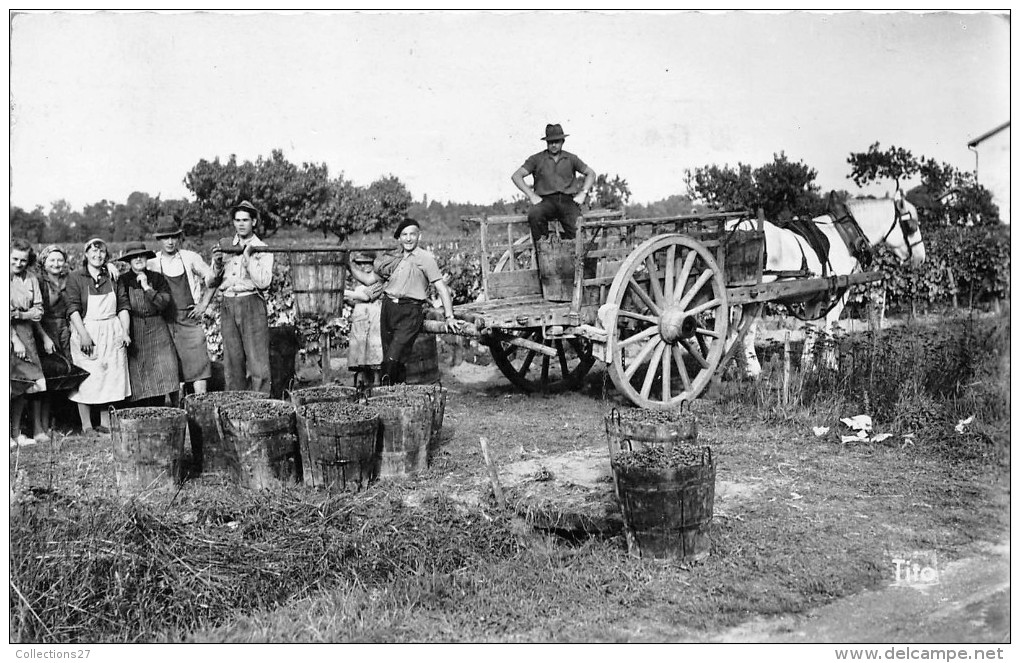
[432,209,885,409]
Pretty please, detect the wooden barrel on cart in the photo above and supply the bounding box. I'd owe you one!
[290,251,348,317]
[368,394,433,477]
[603,408,697,462]
[218,400,301,490]
[611,445,716,561]
[295,401,380,491]
[183,391,272,480]
[535,237,596,302]
[110,406,188,491]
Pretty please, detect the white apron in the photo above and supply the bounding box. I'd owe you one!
[69,291,131,404]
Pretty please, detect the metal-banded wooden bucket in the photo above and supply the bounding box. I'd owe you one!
[367,394,433,477]
[295,402,380,491]
[217,400,300,490]
[183,391,272,480]
[611,445,716,561]
[535,238,596,302]
[110,406,188,491]
[288,384,360,409]
[370,383,447,457]
[290,251,348,317]
[603,406,697,462]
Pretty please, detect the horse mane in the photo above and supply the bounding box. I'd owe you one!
[844,198,895,231]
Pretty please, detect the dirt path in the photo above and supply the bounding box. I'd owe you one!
[714,539,1010,643]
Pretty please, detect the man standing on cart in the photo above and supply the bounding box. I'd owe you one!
[511,123,596,242]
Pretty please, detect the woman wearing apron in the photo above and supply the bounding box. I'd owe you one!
[118,242,180,406]
[344,251,384,387]
[66,238,131,435]
[11,238,56,447]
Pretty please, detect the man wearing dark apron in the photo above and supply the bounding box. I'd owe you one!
[147,216,218,403]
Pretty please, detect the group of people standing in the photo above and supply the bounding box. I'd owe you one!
[9,200,274,446]
[12,122,590,445]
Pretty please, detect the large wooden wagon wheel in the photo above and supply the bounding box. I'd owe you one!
[604,235,729,409]
[488,330,596,393]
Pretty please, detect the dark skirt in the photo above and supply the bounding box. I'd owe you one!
[11,320,45,397]
[128,316,180,401]
[41,316,72,359]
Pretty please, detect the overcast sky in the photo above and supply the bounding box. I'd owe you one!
[8,10,1011,212]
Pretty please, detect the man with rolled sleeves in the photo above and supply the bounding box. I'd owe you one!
[210,200,274,394]
[512,123,597,242]
[147,216,217,401]
[375,218,463,384]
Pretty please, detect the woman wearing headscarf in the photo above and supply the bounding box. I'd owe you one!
[11,238,56,447]
[118,242,180,405]
[37,245,72,357]
[66,237,131,435]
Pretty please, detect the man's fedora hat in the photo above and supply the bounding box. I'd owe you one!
[231,200,260,220]
[118,241,156,262]
[153,216,184,238]
[393,217,422,239]
[542,124,568,141]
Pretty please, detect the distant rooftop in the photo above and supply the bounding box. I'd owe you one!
[967,121,1010,147]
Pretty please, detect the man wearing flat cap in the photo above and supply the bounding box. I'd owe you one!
[147,216,218,401]
[374,218,462,384]
[210,200,274,394]
[512,123,597,242]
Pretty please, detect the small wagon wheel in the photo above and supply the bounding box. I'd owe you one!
[604,234,729,409]
[492,235,537,272]
[487,330,595,393]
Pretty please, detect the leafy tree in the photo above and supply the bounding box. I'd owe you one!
[10,205,47,243]
[685,152,823,219]
[846,142,919,191]
[591,174,632,210]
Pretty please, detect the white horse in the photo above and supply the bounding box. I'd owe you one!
[730,191,926,377]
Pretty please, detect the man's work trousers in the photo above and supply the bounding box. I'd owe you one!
[380,296,424,385]
[220,294,271,394]
[527,192,581,241]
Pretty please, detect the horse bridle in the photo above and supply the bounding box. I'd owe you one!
[882,198,923,260]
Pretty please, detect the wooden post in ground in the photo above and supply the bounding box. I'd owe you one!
[781,332,791,407]
[479,436,506,510]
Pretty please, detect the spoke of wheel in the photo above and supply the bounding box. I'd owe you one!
[671,345,691,390]
[672,250,697,303]
[627,277,661,316]
[695,326,721,339]
[696,330,710,358]
[556,340,569,375]
[644,254,665,307]
[618,309,658,324]
[640,342,666,399]
[680,338,710,369]
[624,336,660,381]
[675,268,714,312]
[518,346,537,376]
[660,343,672,402]
[664,245,676,302]
[617,325,659,349]
[684,298,722,318]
